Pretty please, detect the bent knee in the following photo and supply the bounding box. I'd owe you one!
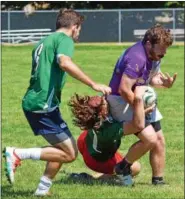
[57,148,78,163]
[157,133,166,146]
[147,134,158,149]
[131,161,141,177]
[66,150,78,162]
[135,124,145,132]
[154,135,166,150]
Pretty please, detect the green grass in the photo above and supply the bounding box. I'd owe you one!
[2,44,184,199]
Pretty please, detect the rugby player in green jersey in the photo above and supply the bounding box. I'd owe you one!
[69,86,156,186]
[3,9,111,196]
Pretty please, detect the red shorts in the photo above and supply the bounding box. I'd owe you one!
[77,130,123,174]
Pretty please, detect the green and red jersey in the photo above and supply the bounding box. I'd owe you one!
[85,116,123,162]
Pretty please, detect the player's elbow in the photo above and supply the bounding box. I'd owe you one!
[134,122,145,132]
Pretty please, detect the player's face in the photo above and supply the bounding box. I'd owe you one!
[72,25,81,41]
[148,43,168,61]
[101,97,109,118]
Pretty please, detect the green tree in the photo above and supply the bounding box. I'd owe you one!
[1,1,185,10]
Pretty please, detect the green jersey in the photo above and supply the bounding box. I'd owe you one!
[85,116,123,162]
[22,32,74,112]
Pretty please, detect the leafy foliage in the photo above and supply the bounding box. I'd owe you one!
[1,1,185,10]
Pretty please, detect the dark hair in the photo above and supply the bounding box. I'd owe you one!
[142,24,173,46]
[68,94,107,130]
[56,8,84,29]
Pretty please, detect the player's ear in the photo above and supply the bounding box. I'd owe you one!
[71,24,78,31]
[146,41,151,48]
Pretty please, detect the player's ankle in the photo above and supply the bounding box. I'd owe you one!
[35,176,52,195]
[119,158,132,170]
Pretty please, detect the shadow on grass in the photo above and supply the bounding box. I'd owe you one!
[55,172,154,188]
[1,185,33,197]
[55,172,125,187]
[1,185,61,198]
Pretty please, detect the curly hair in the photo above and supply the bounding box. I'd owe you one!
[68,94,108,130]
[142,24,173,46]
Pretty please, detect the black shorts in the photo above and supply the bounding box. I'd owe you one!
[150,121,161,132]
[135,120,161,136]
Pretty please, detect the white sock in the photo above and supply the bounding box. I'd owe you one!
[14,148,42,160]
[34,176,52,196]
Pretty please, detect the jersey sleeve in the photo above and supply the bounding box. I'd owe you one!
[56,37,74,58]
[122,54,144,79]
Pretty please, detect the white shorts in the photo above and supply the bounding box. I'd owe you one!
[107,95,163,123]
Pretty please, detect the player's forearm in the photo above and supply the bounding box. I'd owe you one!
[118,88,135,106]
[132,96,145,131]
[60,60,95,88]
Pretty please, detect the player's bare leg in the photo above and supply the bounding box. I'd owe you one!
[149,130,166,185]
[4,137,78,196]
[114,125,157,186]
[34,137,78,196]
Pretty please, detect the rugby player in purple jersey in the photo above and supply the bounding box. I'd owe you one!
[108,24,177,185]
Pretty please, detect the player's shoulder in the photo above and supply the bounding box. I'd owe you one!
[54,32,74,43]
[42,32,72,44]
[127,42,145,56]
[125,42,147,63]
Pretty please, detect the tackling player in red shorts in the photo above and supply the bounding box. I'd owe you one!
[69,86,156,186]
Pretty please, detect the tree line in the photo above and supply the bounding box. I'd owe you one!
[1,1,185,10]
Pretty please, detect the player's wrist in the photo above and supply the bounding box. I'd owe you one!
[90,82,97,89]
[134,96,143,103]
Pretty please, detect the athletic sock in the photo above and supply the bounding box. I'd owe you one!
[119,158,132,170]
[115,158,132,175]
[14,148,42,160]
[34,176,52,196]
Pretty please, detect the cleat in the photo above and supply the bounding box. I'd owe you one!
[152,177,168,186]
[114,163,134,187]
[3,147,21,184]
[152,180,166,185]
[117,174,134,187]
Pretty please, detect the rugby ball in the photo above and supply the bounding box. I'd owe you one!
[143,86,157,108]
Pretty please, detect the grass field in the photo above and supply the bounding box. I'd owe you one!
[2,44,184,199]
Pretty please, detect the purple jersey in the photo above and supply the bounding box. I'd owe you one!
[109,41,160,95]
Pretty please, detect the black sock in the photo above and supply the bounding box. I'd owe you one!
[119,158,132,170]
[152,176,163,182]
